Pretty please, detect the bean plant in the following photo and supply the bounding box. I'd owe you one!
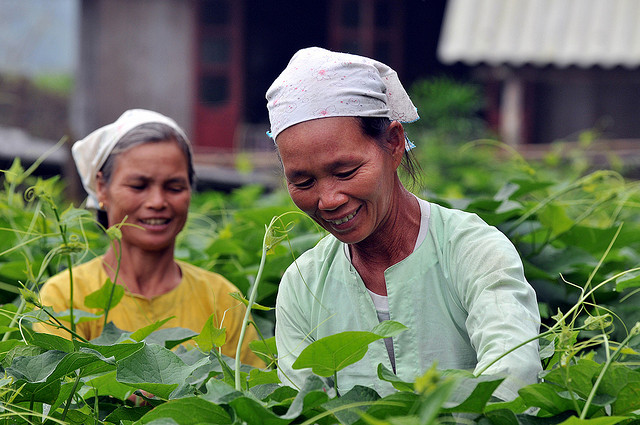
[0,141,640,424]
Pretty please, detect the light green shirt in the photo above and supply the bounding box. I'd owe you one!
[275,200,541,400]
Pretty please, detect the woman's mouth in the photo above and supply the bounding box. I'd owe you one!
[326,206,360,225]
[140,218,170,226]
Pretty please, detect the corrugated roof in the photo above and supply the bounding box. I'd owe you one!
[437,0,640,69]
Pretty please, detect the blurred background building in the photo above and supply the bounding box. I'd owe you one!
[2,0,640,192]
[439,0,640,158]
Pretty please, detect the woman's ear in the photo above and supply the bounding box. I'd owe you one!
[387,121,406,168]
[96,171,107,208]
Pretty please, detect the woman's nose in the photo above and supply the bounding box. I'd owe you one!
[146,187,167,209]
[317,183,347,211]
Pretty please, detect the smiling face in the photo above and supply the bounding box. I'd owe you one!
[96,140,191,253]
[276,117,404,245]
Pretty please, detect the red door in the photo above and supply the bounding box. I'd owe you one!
[194,0,243,151]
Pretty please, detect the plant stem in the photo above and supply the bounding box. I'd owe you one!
[103,239,122,327]
[49,203,76,335]
[61,372,82,422]
[234,222,270,390]
[39,307,89,343]
[233,213,298,390]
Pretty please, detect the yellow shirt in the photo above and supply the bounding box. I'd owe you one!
[35,256,263,367]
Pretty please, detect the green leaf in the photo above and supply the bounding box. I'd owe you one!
[213,351,250,389]
[60,409,93,425]
[377,363,414,392]
[145,327,198,349]
[84,278,125,311]
[4,158,24,184]
[104,405,152,424]
[193,314,226,352]
[24,328,75,352]
[53,308,103,324]
[84,370,136,400]
[130,317,175,342]
[2,344,43,368]
[322,385,380,425]
[483,397,528,415]
[418,377,459,424]
[292,331,383,377]
[543,358,601,399]
[440,375,505,413]
[76,340,145,362]
[371,320,409,338]
[518,384,578,415]
[598,363,640,415]
[249,336,277,366]
[6,349,110,404]
[615,269,640,291]
[116,343,209,399]
[230,291,273,311]
[352,391,419,425]
[0,339,24,359]
[136,397,232,424]
[557,416,629,425]
[495,179,554,200]
[230,395,292,425]
[89,321,135,345]
[205,238,246,258]
[5,349,66,383]
[483,408,520,425]
[51,379,88,419]
[248,368,280,388]
[281,375,331,420]
[538,204,575,237]
[201,378,242,404]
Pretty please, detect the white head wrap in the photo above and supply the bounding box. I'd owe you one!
[71,108,191,208]
[266,47,419,141]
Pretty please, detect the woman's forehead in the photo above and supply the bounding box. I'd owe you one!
[112,141,189,174]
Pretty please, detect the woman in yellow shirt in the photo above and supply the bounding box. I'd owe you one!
[36,109,262,367]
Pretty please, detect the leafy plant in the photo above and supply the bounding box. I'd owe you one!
[1,136,640,423]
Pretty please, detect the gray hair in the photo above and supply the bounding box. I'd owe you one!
[99,122,195,187]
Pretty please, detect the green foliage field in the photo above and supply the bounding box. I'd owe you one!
[0,77,639,423]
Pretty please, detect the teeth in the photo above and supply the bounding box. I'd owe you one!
[329,211,356,225]
[142,218,168,225]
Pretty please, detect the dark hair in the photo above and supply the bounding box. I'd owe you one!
[97,122,195,228]
[356,117,422,189]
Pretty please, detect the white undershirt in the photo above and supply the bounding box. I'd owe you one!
[347,196,431,371]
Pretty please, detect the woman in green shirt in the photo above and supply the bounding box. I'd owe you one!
[266,47,542,400]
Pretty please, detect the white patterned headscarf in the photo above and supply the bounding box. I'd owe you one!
[72,109,191,208]
[266,47,419,142]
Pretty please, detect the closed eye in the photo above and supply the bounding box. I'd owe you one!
[292,178,314,189]
[166,184,188,192]
[336,167,359,179]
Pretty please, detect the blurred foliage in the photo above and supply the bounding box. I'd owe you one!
[409,76,486,143]
[31,73,74,96]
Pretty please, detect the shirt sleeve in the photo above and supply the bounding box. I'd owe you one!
[446,213,542,400]
[274,264,315,389]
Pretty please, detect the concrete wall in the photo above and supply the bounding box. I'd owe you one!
[71,0,196,140]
